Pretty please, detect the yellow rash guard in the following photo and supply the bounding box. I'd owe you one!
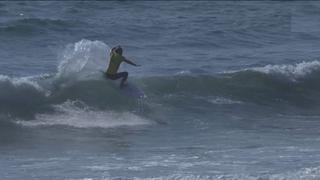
[106,53,124,74]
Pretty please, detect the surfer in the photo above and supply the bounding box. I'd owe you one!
[105,46,140,88]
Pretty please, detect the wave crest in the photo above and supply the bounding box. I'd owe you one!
[251,60,320,81]
[0,75,49,118]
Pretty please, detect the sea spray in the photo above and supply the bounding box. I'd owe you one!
[56,39,110,81]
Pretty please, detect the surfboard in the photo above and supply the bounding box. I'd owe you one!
[100,71,145,98]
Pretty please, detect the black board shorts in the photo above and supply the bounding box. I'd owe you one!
[105,72,128,80]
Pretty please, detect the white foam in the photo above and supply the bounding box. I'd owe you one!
[78,165,320,180]
[128,167,320,180]
[16,101,151,129]
[175,70,192,75]
[131,175,213,180]
[268,166,320,180]
[208,97,242,105]
[251,60,320,80]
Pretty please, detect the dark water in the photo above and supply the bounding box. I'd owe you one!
[1,1,320,180]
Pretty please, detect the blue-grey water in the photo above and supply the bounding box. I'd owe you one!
[1,1,320,179]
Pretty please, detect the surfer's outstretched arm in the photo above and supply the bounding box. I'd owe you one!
[123,58,140,66]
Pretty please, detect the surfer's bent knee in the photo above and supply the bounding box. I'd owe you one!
[123,72,128,78]
[105,73,119,80]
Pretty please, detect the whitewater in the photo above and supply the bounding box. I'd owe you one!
[1,1,320,180]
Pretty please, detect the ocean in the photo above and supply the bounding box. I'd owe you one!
[1,1,320,179]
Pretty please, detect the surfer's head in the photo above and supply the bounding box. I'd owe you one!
[115,46,123,55]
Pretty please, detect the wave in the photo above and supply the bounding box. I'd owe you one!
[1,39,320,123]
[0,75,142,120]
[0,40,136,120]
[2,68,318,121]
[140,63,320,107]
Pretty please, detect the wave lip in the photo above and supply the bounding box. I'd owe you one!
[0,74,50,118]
[0,74,46,92]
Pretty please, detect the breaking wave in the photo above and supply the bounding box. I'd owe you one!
[251,60,320,81]
[1,39,320,127]
[140,60,320,107]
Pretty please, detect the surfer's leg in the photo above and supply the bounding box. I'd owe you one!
[106,72,128,88]
[119,72,128,88]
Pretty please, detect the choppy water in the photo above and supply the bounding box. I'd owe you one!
[1,1,320,180]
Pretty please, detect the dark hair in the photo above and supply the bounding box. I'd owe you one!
[115,46,123,55]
